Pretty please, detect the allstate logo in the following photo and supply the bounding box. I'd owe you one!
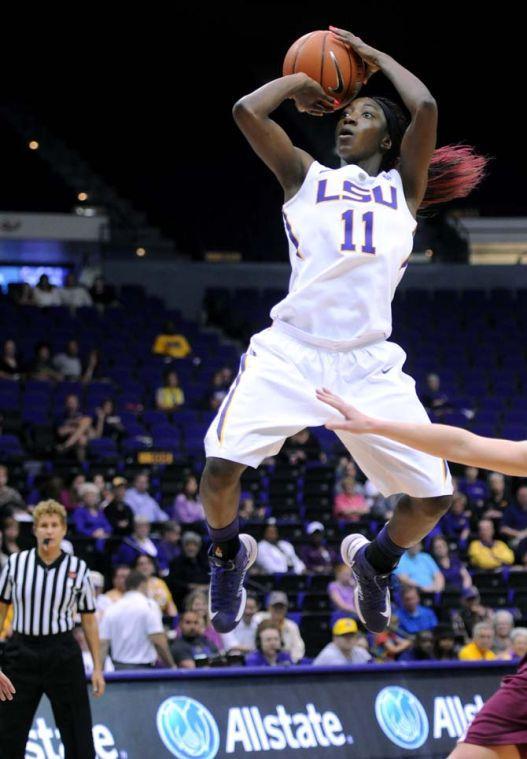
[156,696,220,759]
[375,686,429,750]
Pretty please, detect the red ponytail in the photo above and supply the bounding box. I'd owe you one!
[420,144,490,209]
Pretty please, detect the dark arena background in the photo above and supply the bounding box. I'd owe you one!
[0,4,526,757]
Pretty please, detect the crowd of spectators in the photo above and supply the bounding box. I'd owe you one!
[1,282,527,671]
[2,452,527,672]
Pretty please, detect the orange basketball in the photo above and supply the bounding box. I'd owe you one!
[283,30,365,109]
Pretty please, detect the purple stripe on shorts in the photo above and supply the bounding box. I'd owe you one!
[216,353,247,442]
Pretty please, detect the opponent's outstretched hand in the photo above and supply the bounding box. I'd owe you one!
[316,388,375,433]
[329,26,382,83]
[0,670,15,701]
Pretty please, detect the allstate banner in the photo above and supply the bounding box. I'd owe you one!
[28,662,512,759]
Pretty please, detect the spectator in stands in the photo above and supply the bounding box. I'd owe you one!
[280,429,323,465]
[328,563,359,619]
[451,587,494,639]
[422,372,453,417]
[433,626,459,660]
[314,617,371,666]
[208,369,233,411]
[170,610,219,667]
[72,483,112,543]
[168,532,210,605]
[333,473,369,521]
[372,613,413,661]
[256,521,305,575]
[299,522,336,574]
[430,536,473,591]
[399,630,435,662]
[245,621,293,668]
[82,348,102,384]
[32,274,61,307]
[152,321,192,359]
[94,399,124,442]
[59,273,93,309]
[468,519,514,570]
[97,565,130,616]
[183,589,224,652]
[56,394,96,461]
[500,485,527,548]
[492,610,515,656]
[12,282,33,306]
[0,516,20,557]
[396,586,438,635]
[508,627,527,660]
[221,593,259,654]
[158,521,182,564]
[99,570,177,670]
[239,493,266,523]
[125,472,168,522]
[59,472,86,512]
[438,491,471,548]
[0,339,23,380]
[0,466,25,516]
[484,472,510,520]
[458,466,489,509]
[253,591,305,663]
[53,339,83,380]
[133,555,177,617]
[90,276,117,308]
[458,622,496,661]
[156,369,185,412]
[171,474,205,525]
[112,516,168,574]
[29,342,63,382]
[103,477,134,536]
[394,542,445,593]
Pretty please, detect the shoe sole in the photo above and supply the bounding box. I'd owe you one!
[340,533,391,632]
[209,533,258,629]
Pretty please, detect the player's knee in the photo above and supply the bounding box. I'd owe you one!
[201,457,245,490]
[415,494,453,518]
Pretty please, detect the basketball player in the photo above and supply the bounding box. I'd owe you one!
[316,390,527,758]
[200,25,486,635]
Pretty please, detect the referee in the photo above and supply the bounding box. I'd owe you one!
[0,499,105,758]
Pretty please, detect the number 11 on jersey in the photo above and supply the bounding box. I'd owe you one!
[341,210,376,255]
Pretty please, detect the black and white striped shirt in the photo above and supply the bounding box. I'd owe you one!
[0,549,96,636]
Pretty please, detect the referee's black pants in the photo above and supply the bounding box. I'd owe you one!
[0,631,95,759]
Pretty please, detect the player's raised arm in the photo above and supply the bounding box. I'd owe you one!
[232,75,334,198]
[330,27,437,215]
[316,388,527,477]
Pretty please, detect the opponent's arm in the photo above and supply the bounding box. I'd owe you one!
[330,27,437,214]
[316,388,527,477]
[233,74,334,197]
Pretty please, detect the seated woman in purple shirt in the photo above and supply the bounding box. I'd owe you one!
[430,535,472,592]
[245,621,293,667]
[72,483,112,550]
[327,564,359,622]
[438,491,471,548]
[171,475,205,525]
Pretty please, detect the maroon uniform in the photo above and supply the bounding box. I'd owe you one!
[463,655,527,755]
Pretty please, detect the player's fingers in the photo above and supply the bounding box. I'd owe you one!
[325,421,351,431]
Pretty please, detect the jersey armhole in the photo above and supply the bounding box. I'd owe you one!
[282,160,322,210]
[390,169,418,229]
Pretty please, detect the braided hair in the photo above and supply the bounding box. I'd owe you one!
[371,96,489,209]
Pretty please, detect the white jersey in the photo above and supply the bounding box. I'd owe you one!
[270,160,416,349]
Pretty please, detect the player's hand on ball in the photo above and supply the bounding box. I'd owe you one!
[329,26,381,83]
[0,671,15,701]
[291,74,337,116]
[316,388,374,433]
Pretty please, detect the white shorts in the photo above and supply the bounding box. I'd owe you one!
[204,326,453,498]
